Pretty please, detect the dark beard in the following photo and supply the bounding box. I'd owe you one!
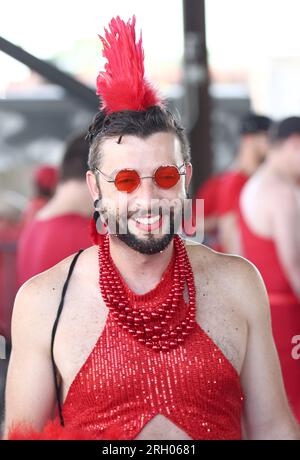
[99,201,181,255]
[116,231,174,255]
[116,209,176,254]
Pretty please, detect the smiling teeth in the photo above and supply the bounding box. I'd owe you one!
[136,215,160,224]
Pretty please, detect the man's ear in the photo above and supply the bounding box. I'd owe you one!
[86,170,100,202]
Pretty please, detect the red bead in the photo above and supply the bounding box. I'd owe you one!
[142,315,151,322]
[152,345,160,351]
[151,335,160,342]
[151,312,159,319]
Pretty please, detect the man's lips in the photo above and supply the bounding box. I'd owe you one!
[133,214,163,231]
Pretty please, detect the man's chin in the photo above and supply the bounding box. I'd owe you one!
[116,232,174,255]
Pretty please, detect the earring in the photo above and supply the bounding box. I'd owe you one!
[93,199,100,222]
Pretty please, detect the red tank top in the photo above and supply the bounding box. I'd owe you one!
[54,248,244,440]
[17,214,91,286]
[239,209,297,297]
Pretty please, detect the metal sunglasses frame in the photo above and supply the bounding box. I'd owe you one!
[93,163,187,192]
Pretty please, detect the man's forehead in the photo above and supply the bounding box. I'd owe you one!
[100,132,182,169]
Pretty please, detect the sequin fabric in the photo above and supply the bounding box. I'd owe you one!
[57,250,244,440]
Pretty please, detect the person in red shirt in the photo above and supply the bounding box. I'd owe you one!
[20,165,58,227]
[17,134,93,287]
[216,113,272,254]
[239,116,300,422]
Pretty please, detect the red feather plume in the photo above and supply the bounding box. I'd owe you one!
[7,419,122,440]
[96,16,162,113]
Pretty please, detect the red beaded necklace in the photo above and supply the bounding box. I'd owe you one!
[98,235,196,352]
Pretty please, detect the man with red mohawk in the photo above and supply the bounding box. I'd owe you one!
[4,16,300,440]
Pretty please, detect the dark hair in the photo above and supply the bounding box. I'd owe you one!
[240,113,272,135]
[269,116,300,144]
[60,133,90,183]
[86,105,191,171]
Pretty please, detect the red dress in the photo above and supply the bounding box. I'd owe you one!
[239,210,300,422]
[17,214,92,287]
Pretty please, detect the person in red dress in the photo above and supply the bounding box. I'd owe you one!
[239,116,300,423]
[216,113,271,254]
[17,134,93,287]
[3,17,299,440]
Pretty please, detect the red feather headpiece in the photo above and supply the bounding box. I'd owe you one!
[96,16,162,113]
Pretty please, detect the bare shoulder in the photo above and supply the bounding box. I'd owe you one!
[186,242,270,322]
[12,246,97,345]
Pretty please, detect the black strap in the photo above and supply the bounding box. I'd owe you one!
[50,249,84,427]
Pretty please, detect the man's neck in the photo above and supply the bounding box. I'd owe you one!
[108,235,174,295]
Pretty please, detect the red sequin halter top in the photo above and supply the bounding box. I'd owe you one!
[52,236,244,440]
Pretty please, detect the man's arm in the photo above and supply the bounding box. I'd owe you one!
[236,258,300,439]
[270,185,300,300]
[3,279,57,439]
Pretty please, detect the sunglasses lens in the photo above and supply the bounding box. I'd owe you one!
[115,170,140,192]
[155,165,180,189]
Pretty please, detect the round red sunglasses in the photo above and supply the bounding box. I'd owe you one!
[94,164,187,193]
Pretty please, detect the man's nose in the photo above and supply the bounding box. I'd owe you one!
[134,176,160,208]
